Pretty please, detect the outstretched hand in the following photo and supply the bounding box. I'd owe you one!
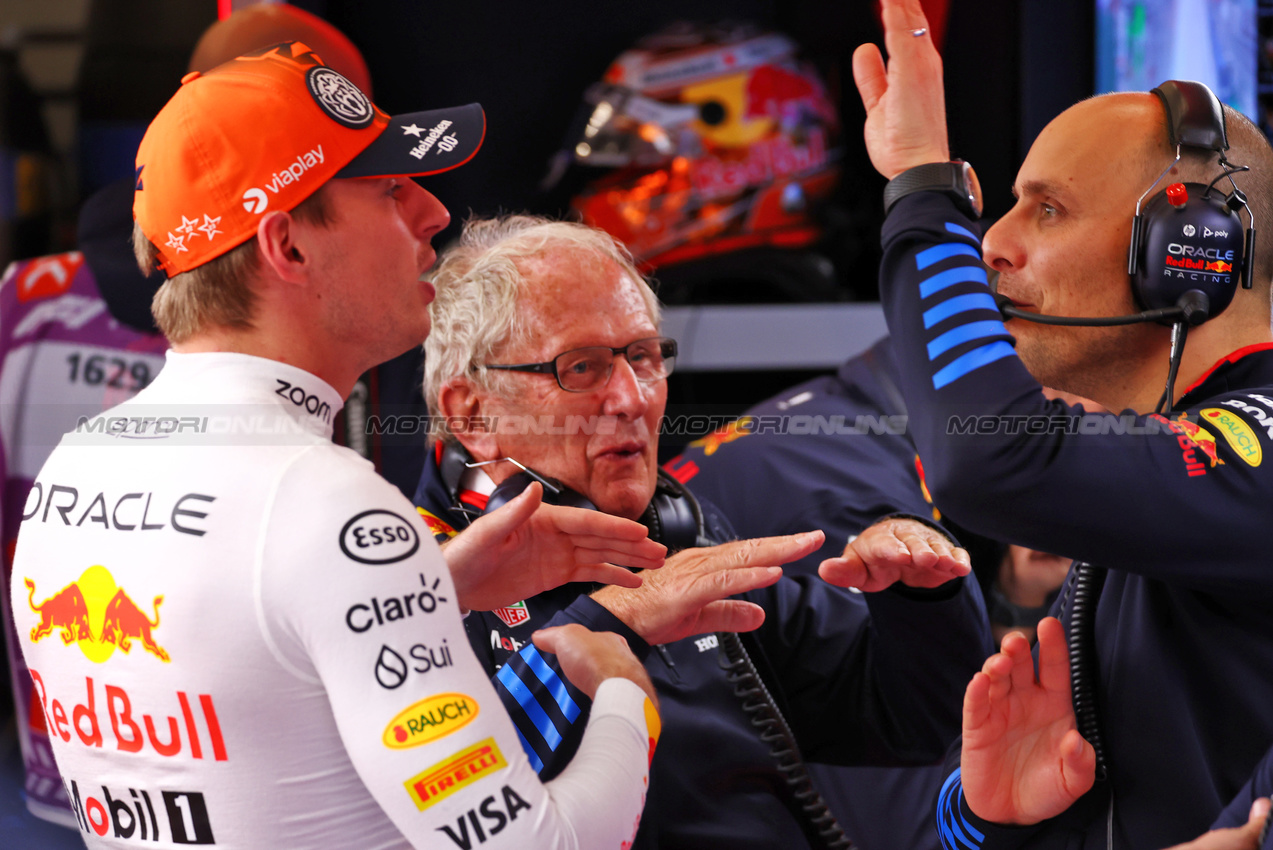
[853,0,950,179]
[443,482,666,612]
[961,617,1096,825]
[592,531,824,646]
[819,517,970,592]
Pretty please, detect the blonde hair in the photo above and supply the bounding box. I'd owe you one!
[133,186,332,343]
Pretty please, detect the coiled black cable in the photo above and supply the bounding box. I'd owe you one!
[1065,562,1109,782]
[716,631,853,850]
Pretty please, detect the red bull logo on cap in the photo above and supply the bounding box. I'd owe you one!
[26,566,169,663]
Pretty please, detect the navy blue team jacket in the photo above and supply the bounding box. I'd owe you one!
[881,192,1273,849]
[667,335,962,850]
[413,444,992,849]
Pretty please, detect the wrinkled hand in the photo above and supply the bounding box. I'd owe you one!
[533,623,658,706]
[443,483,666,612]
[818,517,970,592]
[1166,799,1270,850]
[962,617,1096,825]
[592,531,824,646]
[853,0,950,180]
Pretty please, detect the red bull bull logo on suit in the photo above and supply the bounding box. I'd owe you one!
[26,565,168,663]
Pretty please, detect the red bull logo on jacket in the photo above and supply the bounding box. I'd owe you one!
[688,417,754,456]
[26,566,168,663]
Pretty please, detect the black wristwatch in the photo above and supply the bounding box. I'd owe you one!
[883,160,983,219]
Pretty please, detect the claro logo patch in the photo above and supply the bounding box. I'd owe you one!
[383,693,478,749]
[339,510,420,564]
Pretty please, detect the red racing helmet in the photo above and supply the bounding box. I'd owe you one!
[566,23,843,273]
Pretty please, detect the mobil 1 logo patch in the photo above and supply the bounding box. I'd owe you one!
[306,66,374,128]
[67,778,215,845]
[340,509,420,564]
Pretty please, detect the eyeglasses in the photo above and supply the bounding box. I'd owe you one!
[484,336,677,392]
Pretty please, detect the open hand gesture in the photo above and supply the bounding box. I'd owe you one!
[961,617,1096,825]
[443,482,666,611]
[819,517,970,592]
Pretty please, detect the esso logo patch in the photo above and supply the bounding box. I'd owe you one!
[339,510,420,564]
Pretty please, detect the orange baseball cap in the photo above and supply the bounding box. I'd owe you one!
[134,41,485,276]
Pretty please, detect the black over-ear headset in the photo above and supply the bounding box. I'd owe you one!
[997,79,1257,415]
[1128,80,1254,320]
[438,439,704,551]
[998,80,1255,330]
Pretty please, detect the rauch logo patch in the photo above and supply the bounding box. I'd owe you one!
[383,693,478,749]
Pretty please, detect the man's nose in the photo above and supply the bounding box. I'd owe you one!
[403,180,451,244]
[601,354,650,418]
[981,214,1021,272]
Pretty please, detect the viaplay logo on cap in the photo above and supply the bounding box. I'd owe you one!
[306,67,374,129]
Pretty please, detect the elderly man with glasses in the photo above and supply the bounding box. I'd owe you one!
[413,214,992,849]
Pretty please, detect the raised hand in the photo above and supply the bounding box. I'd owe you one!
[961,617,1096,825]
[442,482,667,612]
[591,531,824,646]
[818,517,970,592]
[853,0,951,179]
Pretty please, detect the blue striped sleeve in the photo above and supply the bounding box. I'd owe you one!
[945,222,980,242]
[920,266,989,299]
[514,726,544,774]
[927,321,1009,360]
[917,242,981,271]
[932,342,1017,390]
[496,663,565,750]
[937,769,985,850]
[923,293,1000,329]
[520,645,582,722]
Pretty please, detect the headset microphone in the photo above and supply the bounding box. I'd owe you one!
[994,290,1213,327]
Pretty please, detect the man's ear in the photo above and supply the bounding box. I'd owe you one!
[437,379,501,460]
[255,211,309,283]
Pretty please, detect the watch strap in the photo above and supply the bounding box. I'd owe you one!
[883,161,970,217]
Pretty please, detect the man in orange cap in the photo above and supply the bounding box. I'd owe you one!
[12,41,668,849]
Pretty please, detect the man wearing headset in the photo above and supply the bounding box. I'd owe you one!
[413,213,993,849]
[857,0,1273,847]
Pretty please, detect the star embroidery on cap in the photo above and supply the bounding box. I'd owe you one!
[402,123,425,137]
[198,213,222,241]
[165,232,189,254]
[175,215,199,237]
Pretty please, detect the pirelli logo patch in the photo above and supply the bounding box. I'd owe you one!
[404,737,507,811]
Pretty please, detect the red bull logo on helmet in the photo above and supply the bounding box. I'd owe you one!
[26,566,168,663]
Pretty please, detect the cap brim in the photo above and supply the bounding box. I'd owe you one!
[336,102,485,178]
